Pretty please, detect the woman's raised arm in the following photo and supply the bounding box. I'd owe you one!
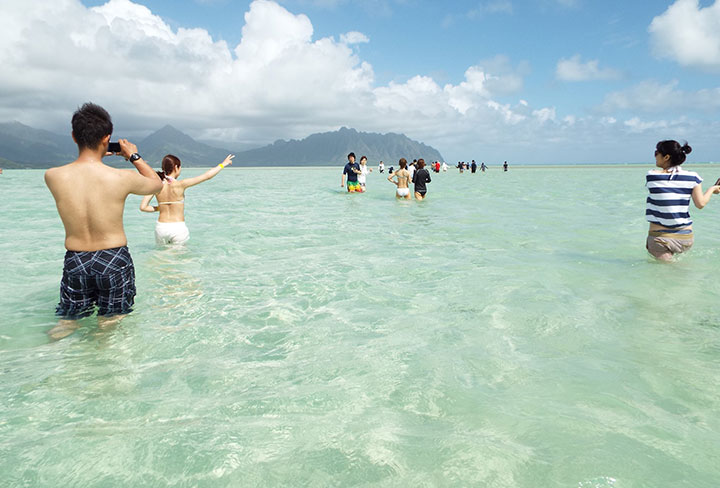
[181,154,234,189]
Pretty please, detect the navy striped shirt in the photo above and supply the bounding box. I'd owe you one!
[646,169,702,228]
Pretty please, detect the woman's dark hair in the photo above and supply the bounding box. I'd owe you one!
[156,154,181,180]
[71,102,113,150]
[417,158,425,169]
[656,140,692,167]
[360,155,367,162]
[399,158,407,169]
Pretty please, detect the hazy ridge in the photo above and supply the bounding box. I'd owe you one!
[0,122,444,168]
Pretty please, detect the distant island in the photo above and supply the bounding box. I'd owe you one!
[0,122,444,169]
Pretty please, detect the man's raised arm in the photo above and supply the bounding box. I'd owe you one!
[119,139,162,195]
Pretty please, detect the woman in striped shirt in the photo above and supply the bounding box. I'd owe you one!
[646,140,720,261]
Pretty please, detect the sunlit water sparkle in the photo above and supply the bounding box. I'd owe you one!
[1,166,720,487]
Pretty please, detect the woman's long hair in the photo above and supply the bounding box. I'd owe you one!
[156,154,181,180]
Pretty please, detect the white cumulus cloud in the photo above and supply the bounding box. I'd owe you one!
[533,107,556,123]
[0,0,547,158]
[600,80,720,113]
[649,0,720,71]
[624,117,671,133]
[556,55,621,82]
[0,0,718,163]
[340,31,369,44]
[0,0,375,140]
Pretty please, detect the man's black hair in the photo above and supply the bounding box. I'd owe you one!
[72,102,113,150]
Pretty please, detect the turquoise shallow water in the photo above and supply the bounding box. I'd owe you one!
[1,166,720,487]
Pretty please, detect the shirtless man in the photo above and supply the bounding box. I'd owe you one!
[44,103,162,339]
[387,158,411,199]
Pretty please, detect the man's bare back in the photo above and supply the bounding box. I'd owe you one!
[45,140,161,251]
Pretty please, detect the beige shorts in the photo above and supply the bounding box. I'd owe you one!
[646,230,693,257]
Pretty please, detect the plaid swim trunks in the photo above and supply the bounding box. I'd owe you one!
[55,246,136,319]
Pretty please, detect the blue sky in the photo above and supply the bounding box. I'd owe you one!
[2,0,720,163]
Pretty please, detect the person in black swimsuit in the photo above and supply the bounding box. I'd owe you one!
[412,158,432,201]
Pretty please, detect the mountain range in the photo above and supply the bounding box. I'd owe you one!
[0,122,444,169]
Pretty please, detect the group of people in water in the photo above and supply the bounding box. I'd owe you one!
[455,160,507,173]
[342,152,432,200]
[40,102,720,339]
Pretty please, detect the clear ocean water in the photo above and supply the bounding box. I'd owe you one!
[1,165,720,487]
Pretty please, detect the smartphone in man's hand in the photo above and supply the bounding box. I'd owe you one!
[108,142,121,153]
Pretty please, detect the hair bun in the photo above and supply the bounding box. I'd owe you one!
[681,143,692,155]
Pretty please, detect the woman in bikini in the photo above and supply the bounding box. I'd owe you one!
[388,158,411,199]
[140,153,234,245]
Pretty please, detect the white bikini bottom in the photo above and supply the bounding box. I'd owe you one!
[155,221,190,245]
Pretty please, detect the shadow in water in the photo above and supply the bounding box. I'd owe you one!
[142,246,206,333]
